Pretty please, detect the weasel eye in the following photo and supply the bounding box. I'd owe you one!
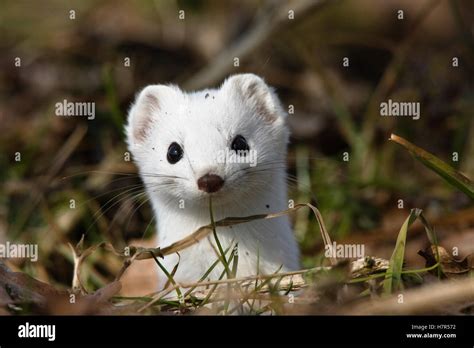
[167,142,183,164]
[231,135,249,154]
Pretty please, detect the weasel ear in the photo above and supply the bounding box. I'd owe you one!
[126,85,176,145]
[222,73,286,124]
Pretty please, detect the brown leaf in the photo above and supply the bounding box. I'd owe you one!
[43,281,122,315]
[85,280,121,303]
[0,284,14,307]
[0,261,66,313]
[418,245,473,278]
[0,261,126,315]
[0,261,65,304]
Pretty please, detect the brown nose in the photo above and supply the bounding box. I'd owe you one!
[197,174,224,193]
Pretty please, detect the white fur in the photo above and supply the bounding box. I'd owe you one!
[126,74,299,286]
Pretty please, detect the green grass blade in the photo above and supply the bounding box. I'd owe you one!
[149,251,183,304]
[183,244,233,298]
[383,208,421,295]
[390,134,474,199]
[209,197,232,278]
[230,244,239,279]
[418,212,442,278]
[199,250,236,307]
[163,253,180,290]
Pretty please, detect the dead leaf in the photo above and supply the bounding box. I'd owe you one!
[0,261,128,314]
[418,245,474,278]
[0,261,65,305]
[85,280,121,303]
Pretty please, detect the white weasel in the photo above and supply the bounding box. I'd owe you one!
[126,74,299,285]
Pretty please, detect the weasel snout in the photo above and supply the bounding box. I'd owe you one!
[197,174,224,193]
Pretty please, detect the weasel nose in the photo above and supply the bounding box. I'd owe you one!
[197,174,224,193]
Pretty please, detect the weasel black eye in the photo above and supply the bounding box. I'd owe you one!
[231,135,249,153]
[167,142,183,164]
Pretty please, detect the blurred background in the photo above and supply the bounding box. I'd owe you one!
[0,0,473,296]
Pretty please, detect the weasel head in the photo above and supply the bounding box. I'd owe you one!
[125,74,289,207]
